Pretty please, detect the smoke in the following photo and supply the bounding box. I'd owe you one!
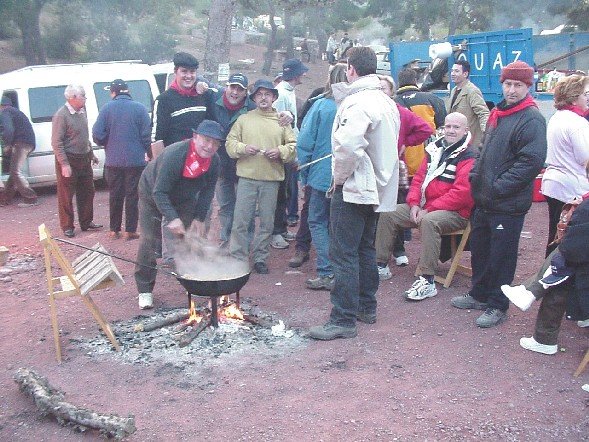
[173,238,249,281]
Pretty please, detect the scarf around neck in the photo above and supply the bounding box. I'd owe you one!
[183,138,211,178]
[487,94,537,128]
[222,93,243,111]
[561,104,589,118]
[170,79,197,97]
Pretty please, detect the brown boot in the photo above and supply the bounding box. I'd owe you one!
[288,250,309,268]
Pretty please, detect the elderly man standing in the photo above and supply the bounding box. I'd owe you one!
[51,85,102,238]
[376,112,475,299]
[207,73,256,247]
[451,61,547,328]
[92,79,151,240]
[449,60,489,149]
[0,96,38,206]
[309,47,400,340]
[135,120,223,309]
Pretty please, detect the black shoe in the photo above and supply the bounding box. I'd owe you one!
[63,229,75,238]
[357,311,376,324]
[253,262,268,274]
[81,222,103,231]
[288,250,309,268]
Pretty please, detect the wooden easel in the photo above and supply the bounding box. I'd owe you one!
[39,224,123,362]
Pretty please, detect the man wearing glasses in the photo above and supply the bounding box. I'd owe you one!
[51,84,102,238]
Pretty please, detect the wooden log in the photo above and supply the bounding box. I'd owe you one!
[177,320,208,348]
[242,314,272,328]
[14,368,135,439]
[133,311,188,332]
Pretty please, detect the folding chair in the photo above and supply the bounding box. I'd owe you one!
[574,348,589,377]
[39,224,124,362]
[434,222,472,288]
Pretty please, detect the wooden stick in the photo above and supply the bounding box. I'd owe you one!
[177,320,208,348]
[242,314,272,328]
[14,368,136,439]
[134,311,188,332]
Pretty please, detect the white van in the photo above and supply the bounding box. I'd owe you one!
[0,60,160,187]
[149,62,175,94]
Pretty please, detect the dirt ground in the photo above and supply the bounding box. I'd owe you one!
[0,183,588,441]
[0,41,588,441]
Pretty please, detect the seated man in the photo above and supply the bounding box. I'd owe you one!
[376,112,475,300]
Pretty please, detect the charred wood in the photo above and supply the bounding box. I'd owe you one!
[176,320,208,348]
[243,314,272,328]
[133,311,188,332]
[14,368,136,439]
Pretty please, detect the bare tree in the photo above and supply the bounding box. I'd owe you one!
[203,0,238,78]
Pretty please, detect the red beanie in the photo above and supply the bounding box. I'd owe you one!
[500,61,534,87]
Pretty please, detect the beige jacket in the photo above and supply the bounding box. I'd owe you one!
[331,74,400,212]
[449,80,489,149]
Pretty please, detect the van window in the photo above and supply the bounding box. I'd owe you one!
[28,86,67,123]
[94,80,154,113]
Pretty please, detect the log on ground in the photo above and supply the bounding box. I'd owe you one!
[14,368,136,439]
[133,310,188,332]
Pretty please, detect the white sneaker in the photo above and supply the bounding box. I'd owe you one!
[138,292,153,309]
[501,284,535,311]
[378,265,392,281]
[270,234,289,249]
[577,319,589,328]
[395,255,409,266]
[405,277,437,301]
[519,336,557,355]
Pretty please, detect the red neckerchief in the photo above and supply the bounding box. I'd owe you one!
[222,93,242,111]
[487,94,537,128]
[170,79,197,97]
[583,192,589,201]
[561,105,589,118]
[183,138,211,178]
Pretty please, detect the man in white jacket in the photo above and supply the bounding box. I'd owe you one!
[309,46,400,340]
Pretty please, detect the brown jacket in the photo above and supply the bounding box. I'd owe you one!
[449,80,489,149]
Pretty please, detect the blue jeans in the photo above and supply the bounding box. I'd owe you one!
[469,208,525,311]
[216,175,237,243]
[328,187,379,326]
[308,187,332,276]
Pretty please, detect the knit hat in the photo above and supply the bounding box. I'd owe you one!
[192,120,224,141]
[500,61,534,87]
[173,52,199,69]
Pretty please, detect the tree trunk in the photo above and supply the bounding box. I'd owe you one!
[203,0,237,80]
[262,3,278,76]
[16,0,47,65]
[284,10,294,59]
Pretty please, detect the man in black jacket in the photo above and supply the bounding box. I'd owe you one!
[451,61,547,328]
[0,96,38,206]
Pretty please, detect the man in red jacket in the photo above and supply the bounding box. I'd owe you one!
[376,112,475,300]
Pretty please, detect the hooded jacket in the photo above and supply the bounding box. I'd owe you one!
[331,74,400,212]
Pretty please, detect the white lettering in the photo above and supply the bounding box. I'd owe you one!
[474,53,484,71]
[457,53,467,62]
[492,52,504,70]
[512,50,522,62]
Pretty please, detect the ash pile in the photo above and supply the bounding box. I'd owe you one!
[76,298,307,375]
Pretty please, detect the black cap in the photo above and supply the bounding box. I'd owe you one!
[110,79,129,95]
[227,73,248,89]
[249,79,279,101]
[281,58,308,81]
[173,52,199,69]
[192,119,224,141]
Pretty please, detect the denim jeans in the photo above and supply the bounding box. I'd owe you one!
[469,208,525,311]
[328,187,379,326]
[216,175,238,243]
[308,187,332,277]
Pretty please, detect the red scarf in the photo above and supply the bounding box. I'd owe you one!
[223,94,242,111]
[170,79,197,97]
[561,105,589,118]
[487,95,538,128]
[183,138,211,178]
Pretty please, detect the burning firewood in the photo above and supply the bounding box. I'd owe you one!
[177,319,208,348]
[133,311,189,333]
[14,368,136,439]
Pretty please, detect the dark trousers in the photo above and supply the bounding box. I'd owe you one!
[469,208,525,311]
[329,187,379,327]
[273,173,288,235]
[545,196,565,258]
[135,190,162,293]
[106,166,144,233]
[294,185,312,254]
[55,155,95,231]
[287,165,299,222]
[523,248,571,345]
